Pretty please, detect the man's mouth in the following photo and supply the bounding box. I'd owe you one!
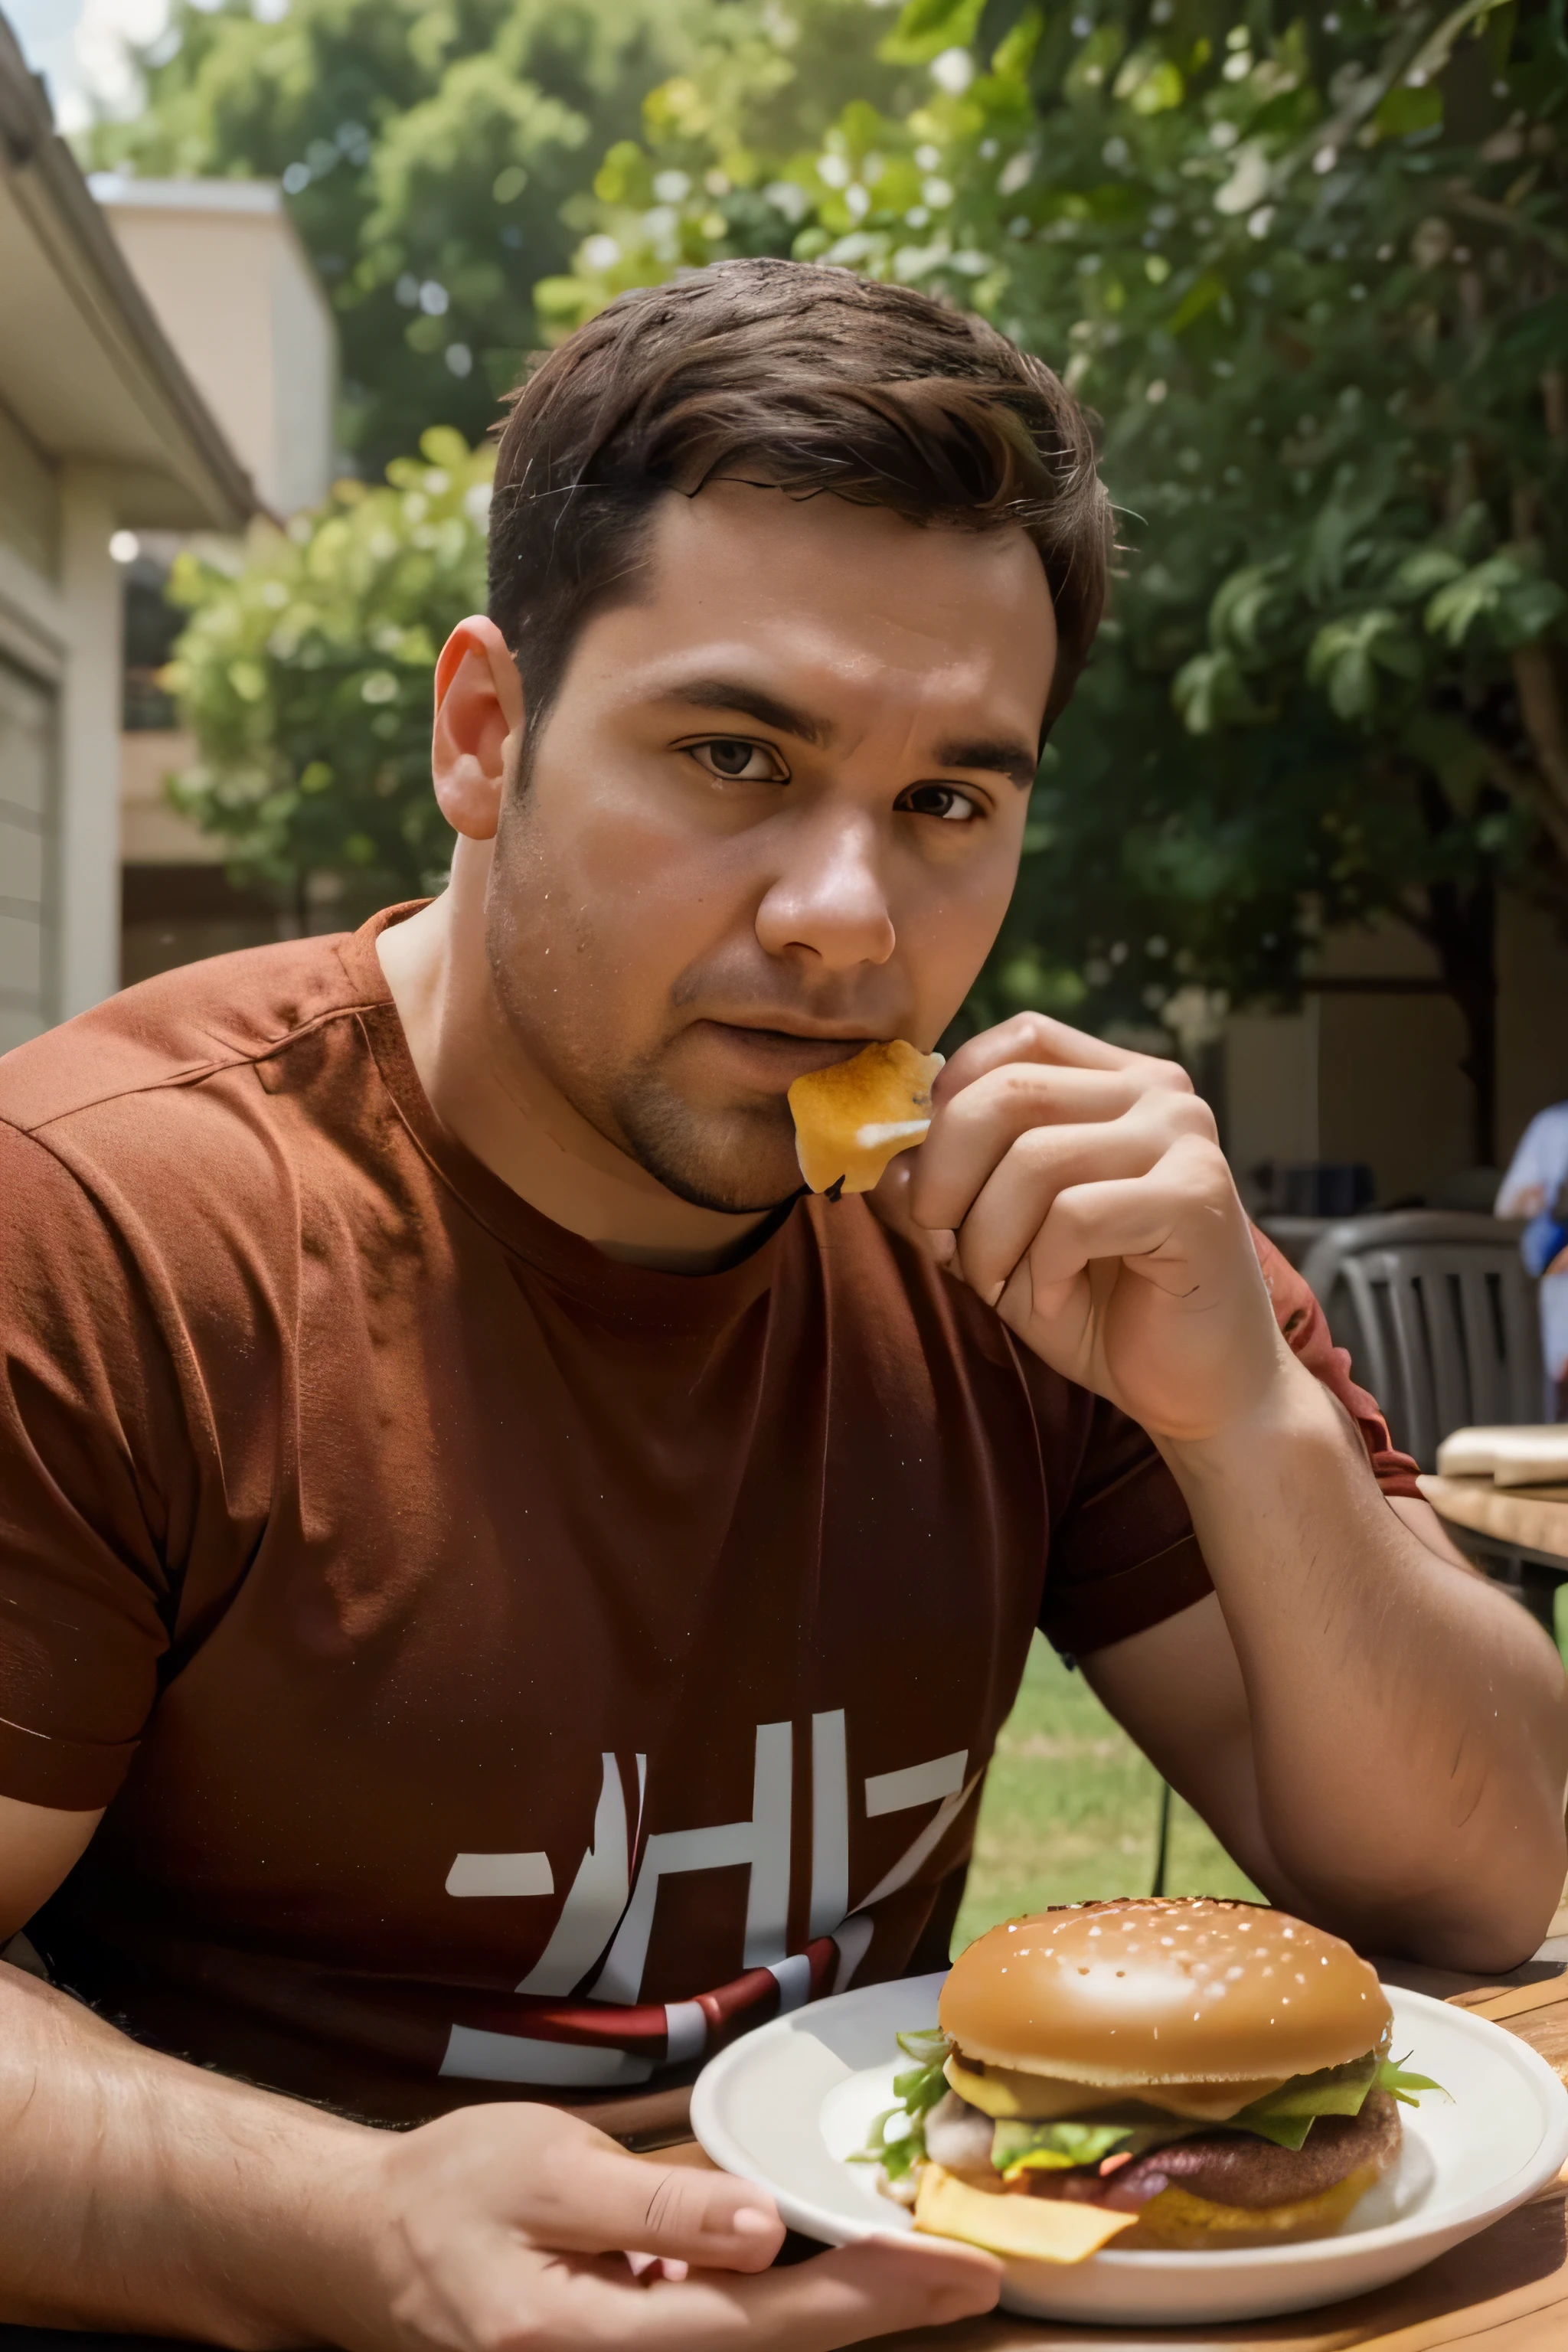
[688,1019,887,1089]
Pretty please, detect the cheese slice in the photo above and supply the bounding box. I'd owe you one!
[945,2053,1288,2123]
[913,2162,1138,2264]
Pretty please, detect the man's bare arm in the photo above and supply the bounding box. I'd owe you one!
[907,1010,1568,1975]
[0,1801,998,2350]
[1083,1484,1568,1972]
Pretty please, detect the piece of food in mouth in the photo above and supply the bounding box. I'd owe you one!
[787,1040,944,1198]
[853,1897,1445,2264]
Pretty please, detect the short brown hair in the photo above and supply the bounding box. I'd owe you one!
[488,259,1109,756]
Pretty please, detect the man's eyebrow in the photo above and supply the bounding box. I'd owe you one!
[662,678,832,747]
[658,683,1037,786]
[936,737,1040,791]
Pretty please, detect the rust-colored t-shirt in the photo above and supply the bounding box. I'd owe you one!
[0,912,1417,2122]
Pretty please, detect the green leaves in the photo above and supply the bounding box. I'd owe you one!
[1425,557,1568,652]
[991,2117,1145,2174]
[1377,2052,1452,2109]
[163,428,494,904]
[1230,2047,1448,2148]
[851,2027,953,2180]
[87,0,720,472]
[897,0,982,42]
[892,2029,955,2115]
[1306,611,1423,722]
[150,0,1568,1005]
[1231,2051,1380,2151]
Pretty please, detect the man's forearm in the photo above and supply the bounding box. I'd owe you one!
[0,1961,375,2345]
[1160,1362,1568,1969]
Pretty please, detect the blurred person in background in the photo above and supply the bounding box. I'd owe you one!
[1498,1103,1568,1419]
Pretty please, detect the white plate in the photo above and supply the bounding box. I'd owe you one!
[691,1971,1568,2326]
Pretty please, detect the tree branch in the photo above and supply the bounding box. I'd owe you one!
[1511,645,1568,844]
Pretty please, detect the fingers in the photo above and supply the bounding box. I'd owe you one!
[936,1009,1192,1106]
[658,2236,1002,2350]
[499,2233,1001,2350]
[514,2126,782,2274]
[913,1066,1214,1269]
[947,1118,1197,1305]
[913,1063,1145,1232]
[1014,1135,1243,1304]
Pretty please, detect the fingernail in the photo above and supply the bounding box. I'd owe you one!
[659,2258,688,2282]
[732,2207,775,2237]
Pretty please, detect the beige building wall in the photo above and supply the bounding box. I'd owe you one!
[120,727,211,865]
[0,11,253,1047]
[1225,897,1568,1207]
[93,178,336,519]
[0,454,129,1033]
[1224,1004,1319,1188]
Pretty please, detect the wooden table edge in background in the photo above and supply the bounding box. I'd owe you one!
[1418,1474,1568,1569]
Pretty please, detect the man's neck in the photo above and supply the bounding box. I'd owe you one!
[375,846,773,1273]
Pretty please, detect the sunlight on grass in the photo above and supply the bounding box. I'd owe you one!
[953,1632,1261,1955]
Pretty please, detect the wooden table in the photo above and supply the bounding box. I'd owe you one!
[1419,1474,1568,1572]
[646,1931,1568,2351]
[5,1935,1568,2352]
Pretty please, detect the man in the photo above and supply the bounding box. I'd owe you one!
[2,262,1564,2352]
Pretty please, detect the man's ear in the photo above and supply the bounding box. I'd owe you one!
[431,616,526,841]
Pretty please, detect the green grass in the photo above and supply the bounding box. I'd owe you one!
[952,1632,1262,1955]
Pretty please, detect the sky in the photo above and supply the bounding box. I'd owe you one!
[10,0,174,131]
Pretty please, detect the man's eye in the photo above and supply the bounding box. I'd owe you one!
[688,739,787,783]
[900,783,979,823]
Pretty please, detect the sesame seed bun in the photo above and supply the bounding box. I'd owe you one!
[939,1898,1391,2089]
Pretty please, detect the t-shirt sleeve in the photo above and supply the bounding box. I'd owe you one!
[0,1122,177,1808]
[1250,1227,1421,1500]
[1039,1223,1420,1658]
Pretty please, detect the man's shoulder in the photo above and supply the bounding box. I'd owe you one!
[0,933,373,1141]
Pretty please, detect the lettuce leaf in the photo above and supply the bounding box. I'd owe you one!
[1377,2052,1451,2109]
[1231,2047,1449,2149]
[851,2027,952,2177]
[991,2118,1139,2177]
[1230,2050,1379,2145]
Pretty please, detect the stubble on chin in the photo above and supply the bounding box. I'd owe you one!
[603,1061,803,1215]
[485,933,800,1213]
[485,834,802,1215]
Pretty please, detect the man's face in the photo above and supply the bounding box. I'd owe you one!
[485,481,1056,1213]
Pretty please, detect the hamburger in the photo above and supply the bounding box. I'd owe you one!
[788,1040,943,1198]
[860,1899,1439,2262]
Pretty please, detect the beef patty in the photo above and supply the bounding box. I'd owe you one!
[1027,2089,1401,2212]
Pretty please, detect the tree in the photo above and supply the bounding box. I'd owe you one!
[155,1,1567,1171]
[549,0,1567,1161]
[87,0,714,472]
[162,428,492,914]
[149,1,926,896]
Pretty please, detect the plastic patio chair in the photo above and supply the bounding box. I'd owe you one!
[1298,1211,1538,1472]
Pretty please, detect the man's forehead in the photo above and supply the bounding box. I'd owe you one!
[613,479,1057,734]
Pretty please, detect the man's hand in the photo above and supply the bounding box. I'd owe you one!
[336,2102,998,2352]
[0,1962,999,2352]
[902,1013,1285,1440]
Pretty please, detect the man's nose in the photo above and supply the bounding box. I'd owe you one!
[753,809,897,971]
